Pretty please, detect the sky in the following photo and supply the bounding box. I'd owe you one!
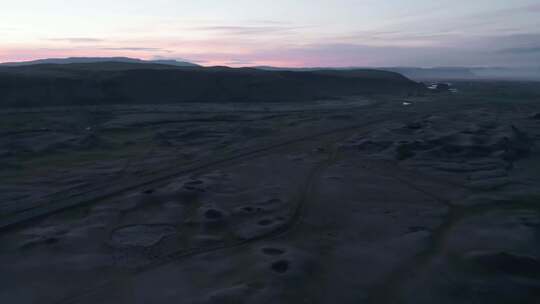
[1,0,540,67]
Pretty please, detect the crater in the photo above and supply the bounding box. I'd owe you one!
[243,206,254,212]
[204,208,224,220]
[264,198,283,205]
[20,237,60,249]
[111,224,176,247]
[184,185,206,192]
[258,219,274,226]
[408,226,428,233]
[185,180,204,186]
[262,247,285,256]
[271,260,290,273]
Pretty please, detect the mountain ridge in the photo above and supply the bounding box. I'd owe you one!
[0,57,200,67]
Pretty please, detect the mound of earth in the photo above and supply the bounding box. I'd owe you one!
[342,109,535,190]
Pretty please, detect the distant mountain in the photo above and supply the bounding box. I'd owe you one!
[384,67,540,81]
[149,59,201,67]
[381,67,477,80]
[254,66,477,79]
[254,66,540,81]
[469,67,540,81]
[253,66,333,72]
[0,57,200,67]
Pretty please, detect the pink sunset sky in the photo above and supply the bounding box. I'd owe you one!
[1,0,540,67]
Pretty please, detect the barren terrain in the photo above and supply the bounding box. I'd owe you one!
[2,81,540,303]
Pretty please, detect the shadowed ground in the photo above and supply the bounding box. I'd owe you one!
[1,81,540,303]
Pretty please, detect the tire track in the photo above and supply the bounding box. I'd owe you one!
[0,109,395,231]
[55,123,358,304]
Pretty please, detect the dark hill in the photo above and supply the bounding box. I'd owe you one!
[382,67,477,80]
[254,66,480,81]
[0,62,425,107]
[0,57,200,68]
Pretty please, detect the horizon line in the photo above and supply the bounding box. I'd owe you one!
[1,56,538,70]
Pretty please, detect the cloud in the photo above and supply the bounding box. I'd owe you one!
[453,33,540,52]
[337,30,462,47]
[100,47,167,52]
[4,30,540,68]
[224,59,255,66]
[152,55,192,61]
[493,3,540,16]
[48,37,104,43]
[172,37,540,68]
[188,59,211,64]
[190,25,298,35]
[497,47,540,54]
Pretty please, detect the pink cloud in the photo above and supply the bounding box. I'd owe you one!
[2,33,539,68]
[0,48,105,62]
